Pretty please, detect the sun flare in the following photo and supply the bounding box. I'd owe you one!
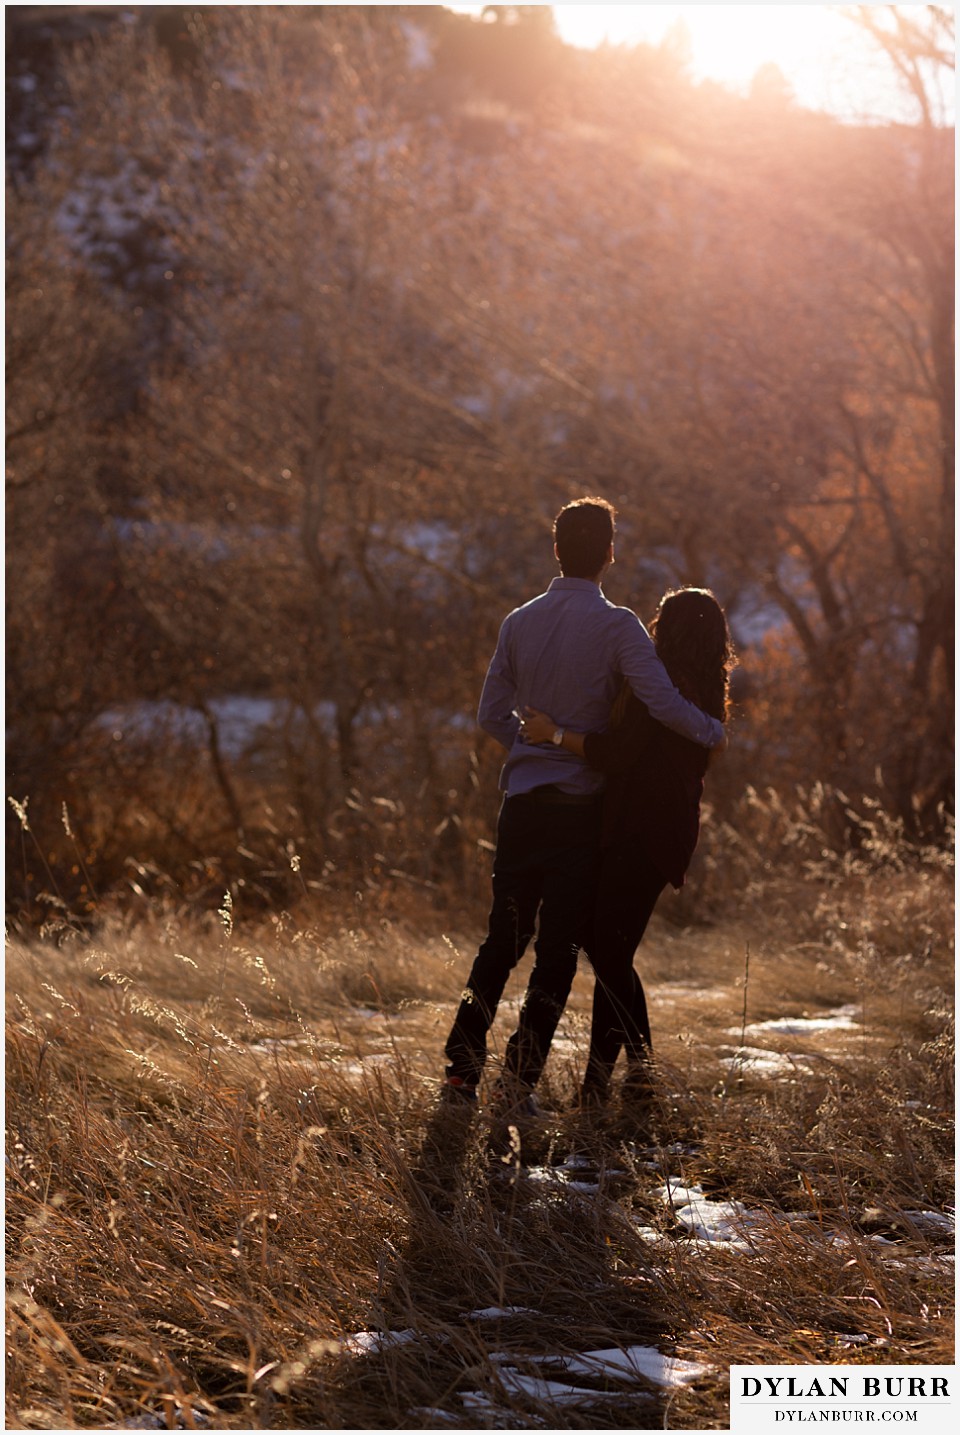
[448,3,909,118]
[551,4,851,98]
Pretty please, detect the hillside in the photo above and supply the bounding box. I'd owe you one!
[6,5,954,925]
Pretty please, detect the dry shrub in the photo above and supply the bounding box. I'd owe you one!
[7,718,497,932]
[690,782,953,915]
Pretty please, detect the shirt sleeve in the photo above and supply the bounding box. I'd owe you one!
[615,612,724,749]
[477,616,521,750]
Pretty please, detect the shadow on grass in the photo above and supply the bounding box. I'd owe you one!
[312,1098,679,1428]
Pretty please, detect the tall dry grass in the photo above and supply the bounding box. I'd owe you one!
[5,792,954,1429]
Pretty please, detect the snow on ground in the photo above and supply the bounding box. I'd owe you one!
[718,1044,814,1075]
[327,991,951,1424]
[491,1368,643,1406]
[717,1003,872,1075]
[342,1328,425,1354]
[92,696,338,758]
[341,1321,711,1420]
[493,1344,713,1387]
[741,1004,860,1036]
[655,1178,785,1251]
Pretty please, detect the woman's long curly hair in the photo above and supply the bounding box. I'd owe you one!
[650,586,734,722]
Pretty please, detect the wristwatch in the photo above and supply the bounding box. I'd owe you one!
[551,727,565,746]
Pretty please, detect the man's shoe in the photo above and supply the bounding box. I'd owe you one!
[576,1081,610,1114]
[440,1075,478,1107]
[489,1077,548,1122]
[621,1059,658,1106]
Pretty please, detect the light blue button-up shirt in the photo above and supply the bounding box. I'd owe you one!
[477,576,724,797]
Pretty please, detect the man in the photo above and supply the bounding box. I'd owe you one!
[442,497,724,1114]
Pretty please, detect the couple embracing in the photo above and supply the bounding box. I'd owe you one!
[441,497,734,1121]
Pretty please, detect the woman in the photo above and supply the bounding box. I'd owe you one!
[520,586,734,1106]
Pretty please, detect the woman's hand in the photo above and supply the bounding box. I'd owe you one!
[519,707,557,744]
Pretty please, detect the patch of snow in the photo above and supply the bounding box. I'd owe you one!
[530,1345,713,1388]
[657,1180,773,1251]
[559,1154,602,1172]
[95,701,208,749]
[655,983,732,1004]
[342,1328,421,1354]
[250,1036,312,1053]
[494,1368,647,1407]
[484,1343,711,1410]
[90,696,338,759]
[881,1252,955,1276]
[464,1306,541,1322]
[632,1222,667,1243]
[720,1045,810,1075]
[899,1210,955,1238]
[523,1167,599,1195]
[743,1005,860,1036]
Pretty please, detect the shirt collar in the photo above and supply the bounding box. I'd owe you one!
[547,576,605,597]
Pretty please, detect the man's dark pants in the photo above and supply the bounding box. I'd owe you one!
[444,787,602,1091]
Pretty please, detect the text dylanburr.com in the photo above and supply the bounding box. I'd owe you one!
[730,1367,954,1434]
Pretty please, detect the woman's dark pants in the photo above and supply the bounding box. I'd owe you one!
[583,838,666,1095]
[444,789,602,1091]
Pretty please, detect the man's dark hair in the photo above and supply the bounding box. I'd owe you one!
[553,497,616,578]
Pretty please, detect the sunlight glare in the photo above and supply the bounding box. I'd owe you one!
[552,4,849,99]
[445,3,949,123]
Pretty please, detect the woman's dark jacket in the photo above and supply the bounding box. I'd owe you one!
[582,690,710,890]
